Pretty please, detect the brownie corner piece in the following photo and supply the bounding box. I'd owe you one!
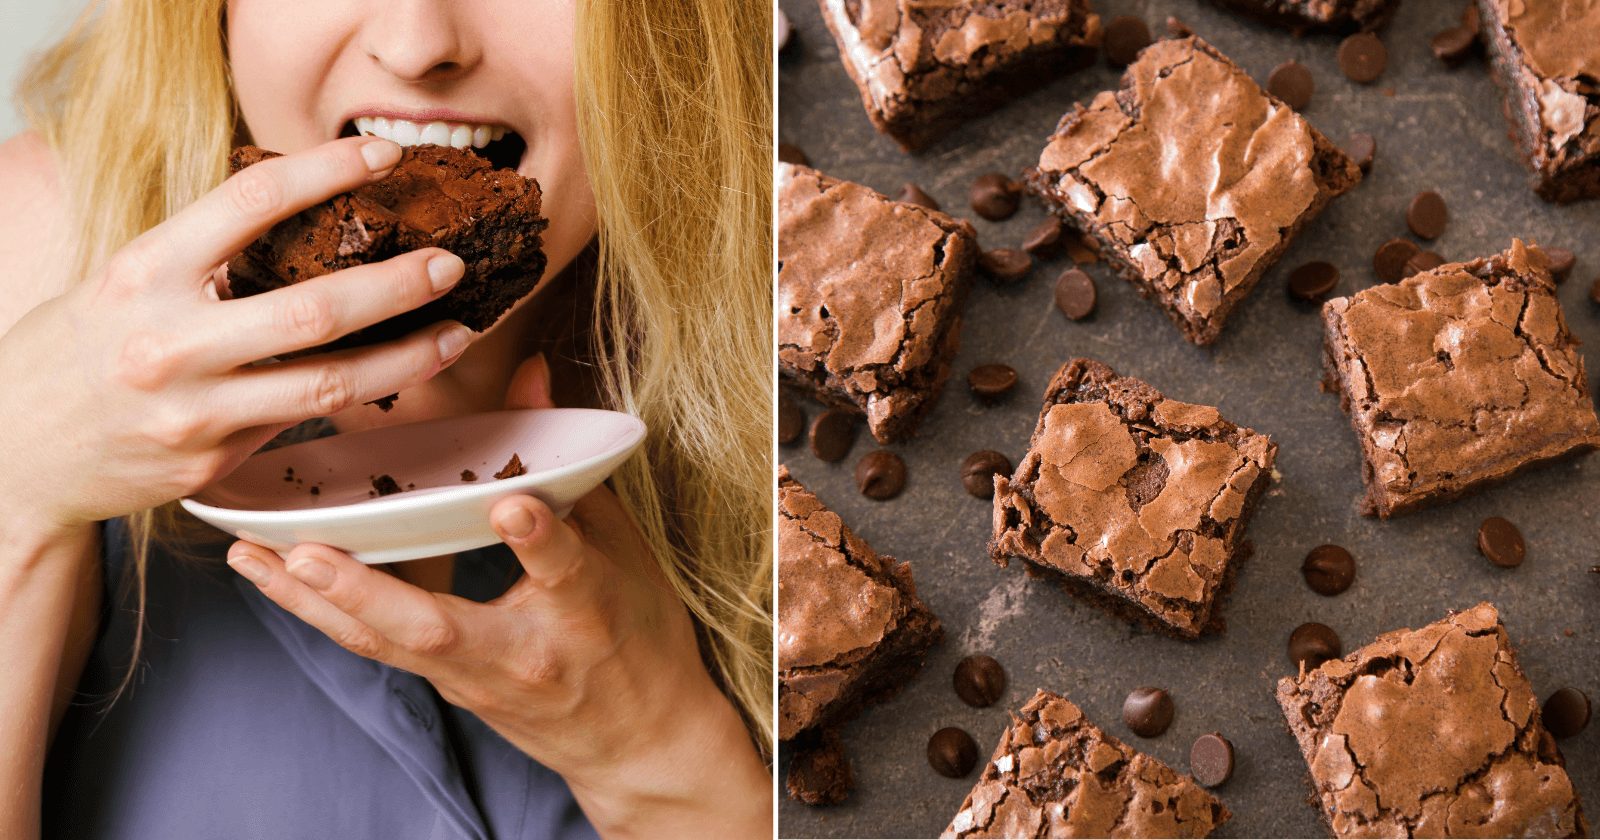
[1207,0,1399,32]
[818,0,1102,152]
[991,358,1276,638]
[1274,603,1587,838]
[1320,240,1600,517]
[944,689,1229,838]
[1026,35,1361,344]
[777,162,978,444]
[1476,0,1600,202]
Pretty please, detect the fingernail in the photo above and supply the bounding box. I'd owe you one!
[227,553,270,585]
[427,252,464,292]
[496,504,536,539]
[361,139,403,173]
[437,324,472,361]
[288,555,336,591]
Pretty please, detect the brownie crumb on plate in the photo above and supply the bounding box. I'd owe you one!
[493,453,526,480]
[371,474,403,497]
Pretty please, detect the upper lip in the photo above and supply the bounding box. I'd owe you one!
[341,105,512,128]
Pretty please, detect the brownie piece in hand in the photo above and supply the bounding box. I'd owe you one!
[778,466,942,803]
[227,145,547,350]
[778,163,978,444]
[1275,603,1587,838]
[943,689,1229,838]
[1477,0,1600,202]
[1026,36,1361,344]
[1207,0,1398,32]
[992,359,1275,639]
[1321,240,1600,517]
[818,0,1102,152]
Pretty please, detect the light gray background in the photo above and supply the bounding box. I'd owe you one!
[0,1,81,141]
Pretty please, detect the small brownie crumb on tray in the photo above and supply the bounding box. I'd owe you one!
[1274,603,1588,837]
[493,454,527,480]
[943,689,1229,838]
[992,359,1276,639]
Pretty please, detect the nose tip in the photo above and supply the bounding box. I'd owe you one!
[363,3,479,82]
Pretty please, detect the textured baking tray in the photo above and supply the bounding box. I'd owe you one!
[777,0,1600,836]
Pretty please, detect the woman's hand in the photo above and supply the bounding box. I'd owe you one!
[0,136,475,539]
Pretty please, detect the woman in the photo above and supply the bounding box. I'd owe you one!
[0,0,772,837]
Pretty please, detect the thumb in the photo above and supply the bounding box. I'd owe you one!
[504,353,556,410]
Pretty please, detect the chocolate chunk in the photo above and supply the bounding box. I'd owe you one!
[1054,268,1096,320]
[978,248,1032,283]
[1406,191,1448,240]
[1122,687,1175,737]
[1337,33,1387,84]
[897,182,941,211]
[371,474,403,497]
[1545,247,1576,282]
[1288,622,1342,670]
[1477,515,1525,568]
[1543,687,1591,739]
[1373,237,1420,283]
[960,450,1012,499]
[1345,132,1376,174]
[1288,261,1339,301]
[1022,216,1065,259]
[809,409,858,462]
[779,394,804,445]
[460,469,477,482]
[1404,250,1445,277]
[777,9,792,52]
[1301,544,1356,595]
[970,173,1022,221]
[1267,61,1314,110]
[1189,733,1234,788]
[1103,16,1152,68]
[968,364,1018,400]
[927,727,979,778]
[854,450,907,500]
[953,654,1007,707]
[494,453,527,480]
[1431,25,1477,65]
[777,142,809,166]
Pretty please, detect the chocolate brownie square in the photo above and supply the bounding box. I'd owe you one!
[818,0,1103,152]
[1275,603,1587,838]
[778,466,942,803]
[778,163,978,444]
[1321,240,1600,517]
[943,689,1230,838]
[1477,0,1600,202]
[227,145,547,350]
[1026,36,1362,344]
[1207,0,1398,32]
[992,359,1276,638]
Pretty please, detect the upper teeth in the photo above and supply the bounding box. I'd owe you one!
[353,116,507,149]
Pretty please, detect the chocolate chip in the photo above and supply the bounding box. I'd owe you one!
[953,654,1007,707]
[1545,247,1576,282]
[1103,16,1152,68]
[961,450,1012,499]
[777,9,792,52]
[1288,622,1342,671]
[898,182,941,211]
[778,142,809,166]
[1189,733,1234,787]
[1462,2,1481,33]
[1345,132,1376,174]
[1065,236,1099,264]
[1403,250,1445,278]
[1477,516,1525,568]
[970,173,1022,221]
[809,409,857,462]
[1022,216,1065,259]
[1288,261,1339,301]
[927,727,979,778]
[1267,61,1314,110]
[1406,191,1448,240]
[1374,237,1420,283]
[854,450,906,500]
[1337,33,1387,84]
[1544,687,1591,739]
[1301,544,1356,595]
[1054,268,1096,320]
[1590,277,1600,306]
[1431,25,1477,65]
[1122,687,1175,738]
[979,248,1032,283]
[968,364,1018,400]
[778,394,804,445]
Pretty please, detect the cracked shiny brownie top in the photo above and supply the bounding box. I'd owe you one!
[1320,240,1600,517]
[942,689,1229,838]
[1026,36,1361,344]
[1274,603,1587,838]
[992,359,1276,638]
[777,162,977,443]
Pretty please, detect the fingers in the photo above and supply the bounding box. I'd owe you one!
[504,353,556,410]
[226,542,412,668]
[490,495,601,610]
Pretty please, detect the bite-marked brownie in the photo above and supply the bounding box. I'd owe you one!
[818,0,1103,152]
[1207,0,1398,32]
[992,359,1276,639]
[778,163,978,444]
[227,145,547,350]
[777,466,942,803]
[943,689,1230,838]
[1275,603,1587,838]
[1321,240,1600,517]
[1026,36,1362,344]
[1476,0,1600,203]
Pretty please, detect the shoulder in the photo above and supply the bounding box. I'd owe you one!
[0,130,72,334]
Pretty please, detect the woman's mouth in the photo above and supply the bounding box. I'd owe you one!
[341,116,527,171]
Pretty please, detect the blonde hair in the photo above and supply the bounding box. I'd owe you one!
[18,0,774,748]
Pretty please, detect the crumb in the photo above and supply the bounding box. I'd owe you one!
[371,474,404,496]
[494,453,526,480]
[310,486,320,496]
[369,394,398,412]
[1564,628,1575,637]
[406,483,415,490]
[460,469,478,482]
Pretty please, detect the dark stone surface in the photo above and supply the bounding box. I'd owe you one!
[777,0,1600,836]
